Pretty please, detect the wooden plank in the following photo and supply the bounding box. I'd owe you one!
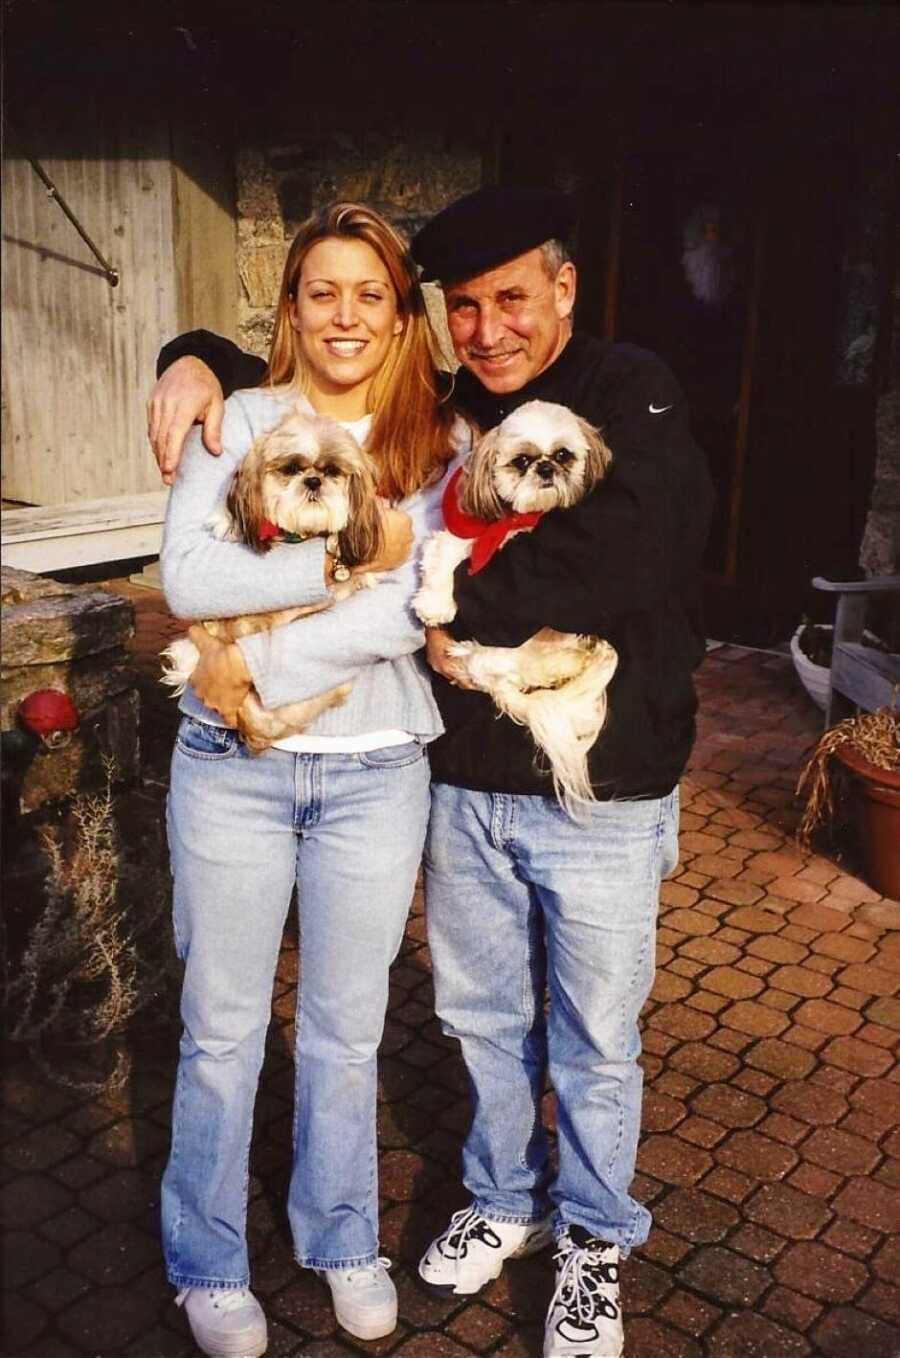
[2,491,167,571]
[2,524,164,573]
[170,121,238,337]
[1,105,177,504]
[813,575,900,594]
[832,642,900,714]
[2,492,168,542]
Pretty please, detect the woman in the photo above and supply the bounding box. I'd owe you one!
[160,203,465,1358]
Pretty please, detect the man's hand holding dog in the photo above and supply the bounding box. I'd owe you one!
[426,627,478,689]
[148,357,225,484]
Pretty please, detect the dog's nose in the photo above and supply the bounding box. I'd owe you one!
[304,476,322,491]
[536,461,556,482]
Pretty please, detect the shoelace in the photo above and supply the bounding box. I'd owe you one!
[549,1238,620,1325]
[436,1206,500,1284]
[175,1287,255,1312]
[340,1257,392,1288]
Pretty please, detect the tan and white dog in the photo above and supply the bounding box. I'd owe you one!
[161,404,383,753]
[414,400,618,816]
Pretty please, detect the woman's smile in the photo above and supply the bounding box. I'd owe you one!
[324,338,370,356]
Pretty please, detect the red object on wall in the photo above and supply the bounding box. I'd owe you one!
[18,689,80,736]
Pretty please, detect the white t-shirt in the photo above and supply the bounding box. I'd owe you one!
[272,413,414,755]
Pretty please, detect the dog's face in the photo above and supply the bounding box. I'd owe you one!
[460,400,612,519]
[227,406,383,564]
[255,411,362,536]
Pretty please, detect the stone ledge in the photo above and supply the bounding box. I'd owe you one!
[2,589,134,668]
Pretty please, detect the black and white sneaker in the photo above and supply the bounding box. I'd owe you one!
[418,1205,554,1296]
[543,1226,623,1357]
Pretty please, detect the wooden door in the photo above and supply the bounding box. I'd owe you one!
[2,111,177,505]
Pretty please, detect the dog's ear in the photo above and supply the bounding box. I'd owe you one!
[339,463,385,567]
[226,437,271,552]
[459,427,507,519]
[576,416,613,487]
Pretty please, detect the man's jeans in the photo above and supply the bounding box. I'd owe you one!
[162,717,430,1289]
[424,784,679,1253]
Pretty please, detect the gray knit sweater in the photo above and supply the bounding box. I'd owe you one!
[160,386,468,740]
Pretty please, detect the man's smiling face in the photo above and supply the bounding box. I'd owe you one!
[444,247,576,395]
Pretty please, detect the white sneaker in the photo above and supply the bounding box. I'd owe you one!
[318,1257,397,1340]
[418,1205,555,1296]
[175,1287,267,1357]
[543,1227,623,1357]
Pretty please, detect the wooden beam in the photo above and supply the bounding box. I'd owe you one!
[2,491,168,571]
[170,119,237,339]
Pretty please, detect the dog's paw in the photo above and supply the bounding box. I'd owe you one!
[413,588,458,626]
[205,507,236,542]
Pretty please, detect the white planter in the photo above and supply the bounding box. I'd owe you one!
[790,625,831,711]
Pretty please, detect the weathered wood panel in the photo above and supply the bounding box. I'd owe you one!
[1,491,168,571]
[1,117,177,505]
[170,122,238,339]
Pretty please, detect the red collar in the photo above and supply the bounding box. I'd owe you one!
[441,466,543,574]
[258,519,306,544]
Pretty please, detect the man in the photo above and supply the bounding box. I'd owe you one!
[149,186,713,1358]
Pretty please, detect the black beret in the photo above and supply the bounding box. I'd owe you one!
[412,186,576,284]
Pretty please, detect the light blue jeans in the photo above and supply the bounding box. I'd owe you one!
[162,716,430,1289]
[424,784,679,1253]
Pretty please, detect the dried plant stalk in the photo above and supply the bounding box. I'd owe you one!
[5,758,175,1093]
[797,707,900,847]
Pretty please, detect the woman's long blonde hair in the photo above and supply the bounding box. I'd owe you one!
[264,202,454,502]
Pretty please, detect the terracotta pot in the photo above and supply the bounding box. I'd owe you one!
[834,743,900,901]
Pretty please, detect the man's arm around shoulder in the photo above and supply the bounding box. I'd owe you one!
[156,330,267,393]
[148,331,267,483]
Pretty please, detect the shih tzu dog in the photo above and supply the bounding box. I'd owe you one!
[161,404,383,753]
[414,400,618,816]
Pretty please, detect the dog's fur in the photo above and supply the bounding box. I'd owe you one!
[161,405,384,753]
[414,400,618,816]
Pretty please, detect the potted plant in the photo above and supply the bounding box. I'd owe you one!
[797,706,900,899]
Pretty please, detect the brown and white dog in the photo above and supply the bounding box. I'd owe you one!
[414,400,618,816]
[161,404,383,753]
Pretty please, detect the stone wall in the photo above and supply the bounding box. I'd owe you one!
[859,255,900,579]
[234,128,483,363]
[1,567,140,814]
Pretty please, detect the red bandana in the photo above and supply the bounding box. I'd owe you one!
[441,466,543,575]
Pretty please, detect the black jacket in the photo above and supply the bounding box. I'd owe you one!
[159,329,714,800]
[434,333,713,799]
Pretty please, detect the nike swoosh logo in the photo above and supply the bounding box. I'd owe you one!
[649,403,673,414]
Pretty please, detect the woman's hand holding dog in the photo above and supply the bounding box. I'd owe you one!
[323,506,411,583]
[186,625,252,726]
[148,357,225,485]
[364,507,414,573]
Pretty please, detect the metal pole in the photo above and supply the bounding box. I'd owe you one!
[24,155,120,288]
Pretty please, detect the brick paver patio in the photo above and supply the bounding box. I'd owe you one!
[3,582,898,1356]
